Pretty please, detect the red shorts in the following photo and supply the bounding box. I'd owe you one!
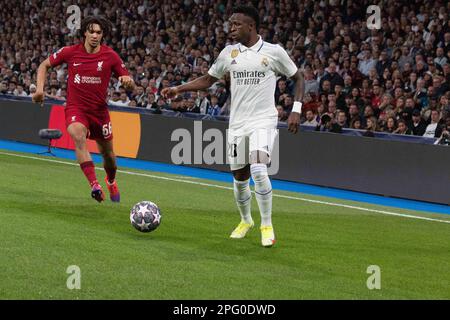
[65,108,113,141]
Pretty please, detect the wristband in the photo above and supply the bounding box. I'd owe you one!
[292,101,302,114]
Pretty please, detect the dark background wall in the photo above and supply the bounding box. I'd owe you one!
[1,100,449,205]
[0,100,51,145]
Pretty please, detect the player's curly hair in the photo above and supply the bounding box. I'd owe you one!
[232,4,260,30]
[79,16,112,40]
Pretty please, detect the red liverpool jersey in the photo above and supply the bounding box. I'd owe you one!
[49,44,129,112]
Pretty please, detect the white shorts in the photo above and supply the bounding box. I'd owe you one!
[227,119,278,171]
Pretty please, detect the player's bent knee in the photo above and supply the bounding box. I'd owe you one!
[67,124,87,145]
[250,163,268,176]
[103,150,116,161]
[71,134,87,147]
[250,163,271,193]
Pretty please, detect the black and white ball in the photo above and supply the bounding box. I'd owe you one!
[130,201,162,233]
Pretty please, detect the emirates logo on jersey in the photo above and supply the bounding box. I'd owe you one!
[233,70,266,86]
[97,61,103,71]
[74,74,81,84]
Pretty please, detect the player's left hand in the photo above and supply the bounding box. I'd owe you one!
[287,112,300,134]
[119,76,134,91]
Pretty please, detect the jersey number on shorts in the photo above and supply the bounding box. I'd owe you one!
[102,122,112,137]
[229,143,238,158]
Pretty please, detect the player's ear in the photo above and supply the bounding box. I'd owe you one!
[247,19,255,31]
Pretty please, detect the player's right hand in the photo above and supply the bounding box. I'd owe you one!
[161,87,179,99]
[287,112,300,134]
[32,90,45,106]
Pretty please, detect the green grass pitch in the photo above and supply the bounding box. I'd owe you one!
[0,150,449,299]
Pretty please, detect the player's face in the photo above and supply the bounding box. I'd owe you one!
[229,13,253,44]
[84,24,103,48]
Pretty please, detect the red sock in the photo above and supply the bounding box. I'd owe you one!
[80,161,98,186]
[104,165,117,183]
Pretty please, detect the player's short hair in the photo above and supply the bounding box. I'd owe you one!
[232,5,260,30]
[80,16,112,40]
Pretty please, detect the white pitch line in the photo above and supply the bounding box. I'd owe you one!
[1,150,450,225]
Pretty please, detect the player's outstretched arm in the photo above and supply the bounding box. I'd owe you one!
[32,58,52,106]
[287,69,305,134]
[161,74,218,99]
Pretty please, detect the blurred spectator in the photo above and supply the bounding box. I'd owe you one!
[358,50,376,76]
[275,78,289,105]
[198,90,211,114]
[170,96,184,112]
[215,82,229,107]
[342,75,353,96]
[383,116,397,133]
[304,68,319,96]
[208,96,221,116]
[277,105,288,122]
[319,79,332,95]
[394,119,412,135]
[157,98,168,110]
[45,85,65,101]
[112,92,131,107]
[336,111,348,129]
[350,116,363,130]
[334,85,347,111]
[320,62,344,92]
[363,116,379,137]
[185,97,199,113]
[434,117,450,145]
[134,85,146,107]
[145,93,158,110]
[398,46,414,71]
[379,93,394,112]
[302,109,318,127]
[13,84,28,97]
[423,109,443,137]
[348,103,361,122]
[411,109,428,136]
[371,84,383,109]
[283,95,294,114]
[315,114,342,133]
[108,92,121,106]
[28,84,37,97]
[376,50,391,78]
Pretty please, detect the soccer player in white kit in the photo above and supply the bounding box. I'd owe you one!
[162,5,304,247]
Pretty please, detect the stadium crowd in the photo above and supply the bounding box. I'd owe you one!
[1,0,450,138]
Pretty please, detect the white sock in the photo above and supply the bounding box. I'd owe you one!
[250,163,272,227]
[233,178,253,224]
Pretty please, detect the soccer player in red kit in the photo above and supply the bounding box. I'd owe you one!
[32,16,134,203]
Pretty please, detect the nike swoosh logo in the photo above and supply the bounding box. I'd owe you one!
[73,63,82,66]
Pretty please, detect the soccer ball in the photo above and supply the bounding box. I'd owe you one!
[130,201,162,233]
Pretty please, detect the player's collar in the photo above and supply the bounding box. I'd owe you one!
[239,35,264,53]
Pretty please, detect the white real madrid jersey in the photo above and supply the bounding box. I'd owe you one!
[208,36,298,131]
